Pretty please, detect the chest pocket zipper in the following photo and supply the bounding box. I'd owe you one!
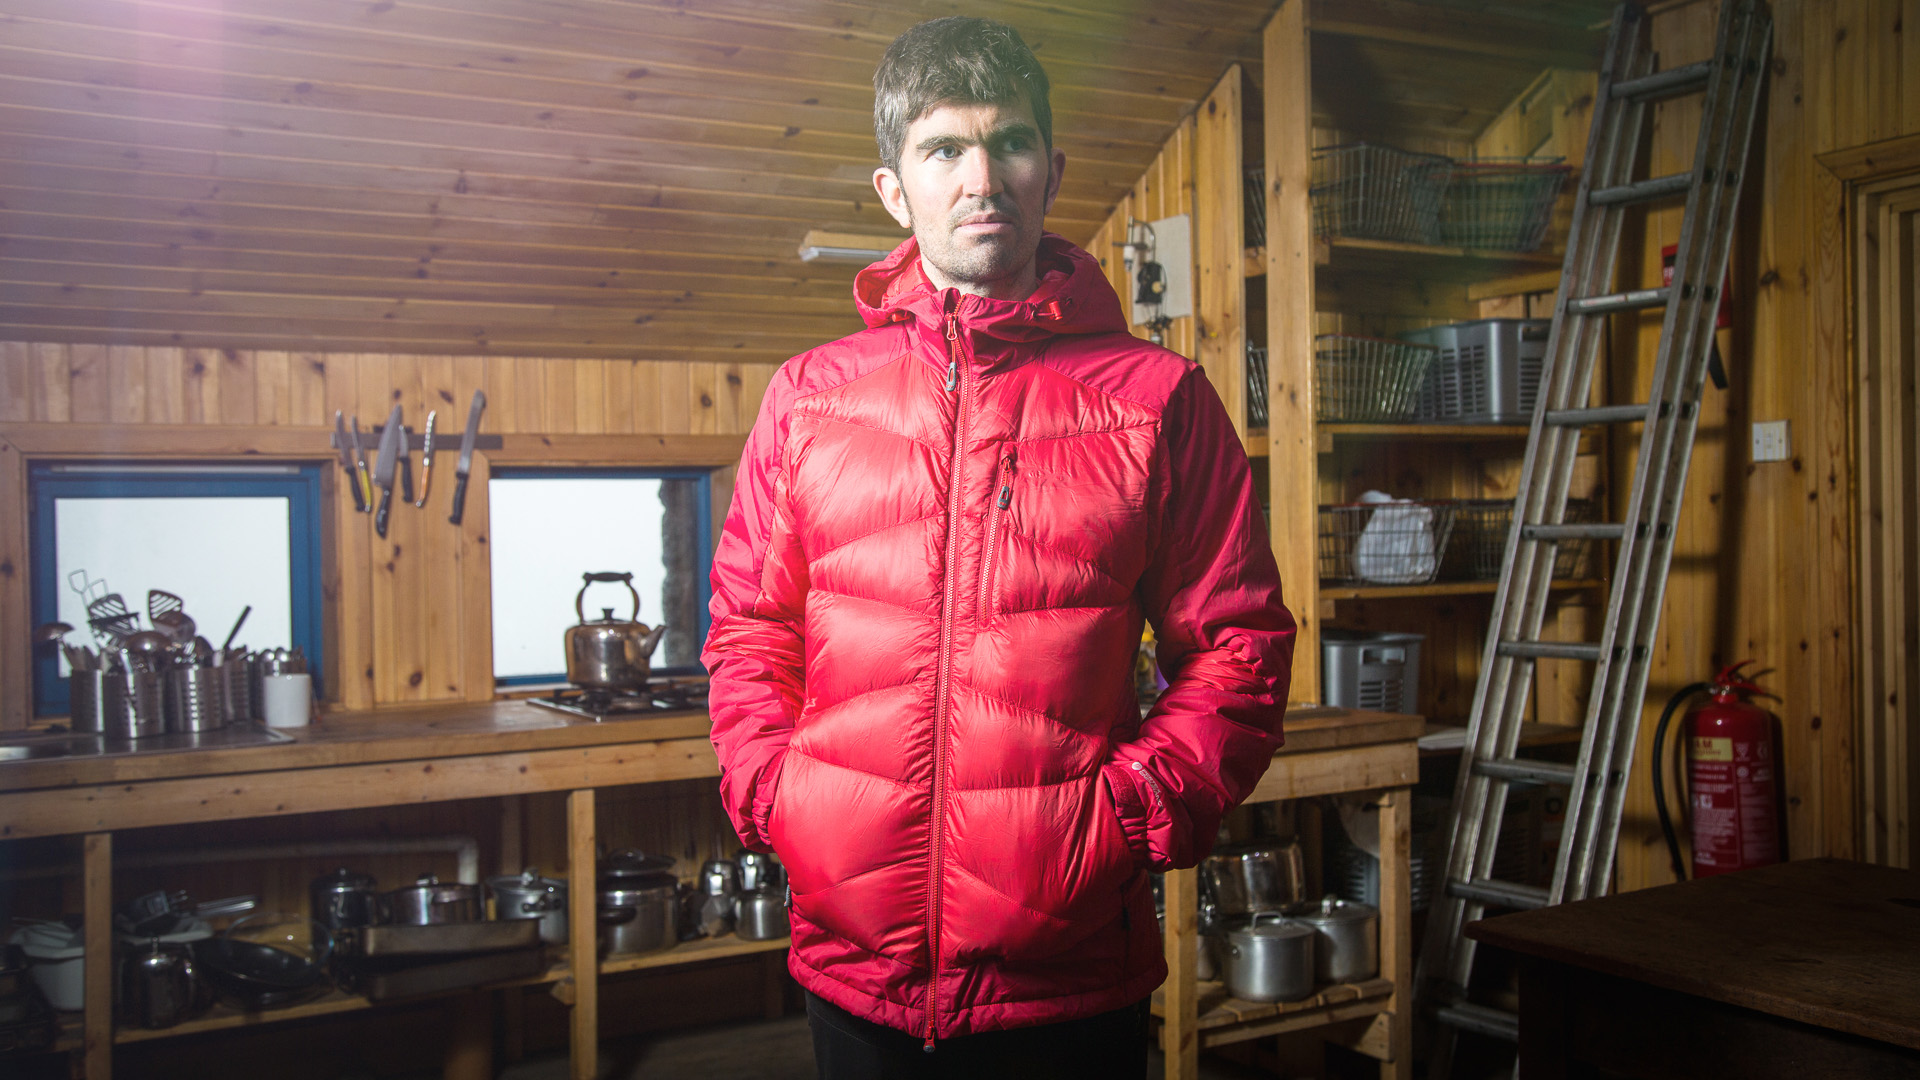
[979,448,1016,624]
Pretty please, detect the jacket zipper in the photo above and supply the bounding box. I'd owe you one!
[925,292,966,1052]
[978,449,1015,624]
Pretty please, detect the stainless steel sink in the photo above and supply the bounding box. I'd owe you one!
[0,733,102,761]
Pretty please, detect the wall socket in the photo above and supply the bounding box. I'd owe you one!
[1751,419,1791,463]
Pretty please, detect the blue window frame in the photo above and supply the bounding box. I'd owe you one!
[488,467,712,686]
[29,464,326,717]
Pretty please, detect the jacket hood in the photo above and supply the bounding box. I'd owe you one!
[853,232,1129,344]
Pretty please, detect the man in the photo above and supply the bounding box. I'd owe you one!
[704,16,1294,1078]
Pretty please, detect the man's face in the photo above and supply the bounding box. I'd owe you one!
[873,98,1066,300]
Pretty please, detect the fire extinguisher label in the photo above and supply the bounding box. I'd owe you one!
[1691,736,1734,762]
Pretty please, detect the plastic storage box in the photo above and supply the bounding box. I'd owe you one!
[1323,629,1423,715]
[1403,318,1551,424]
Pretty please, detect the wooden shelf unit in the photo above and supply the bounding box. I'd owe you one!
[1245,239,1563,281]
[1318,579,1604,602]
[1151,977,1396,1049]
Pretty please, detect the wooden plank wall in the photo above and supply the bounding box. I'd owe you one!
[0,344,775,722]
[1604,0,1919,889]
[1087,115,1200,361]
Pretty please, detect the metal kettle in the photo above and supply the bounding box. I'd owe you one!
[120,939,211,1029]
[564,572,667,690]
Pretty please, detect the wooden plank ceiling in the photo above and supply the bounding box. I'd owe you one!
[0,0,1608,365]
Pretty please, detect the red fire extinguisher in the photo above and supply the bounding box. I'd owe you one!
[1652,662,1783,881]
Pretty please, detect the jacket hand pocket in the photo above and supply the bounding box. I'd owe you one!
[749,749,790,852]
[1101,761,1156,869]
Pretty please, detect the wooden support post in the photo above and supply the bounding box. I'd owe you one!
[1376,788,1413,1079]
[1193,65,1247,438]
[81,832,112,1080]
[1162,867,1201,1080]
[567,788,598,1080]
[442,990,492,1080]
[1264,0,1321,702]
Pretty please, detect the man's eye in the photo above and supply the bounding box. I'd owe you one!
[932,145,960,160]
[1000,136,1030,152]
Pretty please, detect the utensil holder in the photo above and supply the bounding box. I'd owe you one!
[107,670,166,739]
[168,667,226,733]
[69,670,109,733]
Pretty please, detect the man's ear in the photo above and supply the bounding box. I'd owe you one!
[1043,147,1067,217]
[873,166,913,229]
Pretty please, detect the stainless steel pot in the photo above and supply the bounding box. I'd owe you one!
[1199,840,1307,916]
[486,868,568,946]
[563,573,667,691]
[310,868,383,932]
[1296,896,1378,984]
[1223,914,1315,1003]
[733,890,789,941]
[385,874,481,926]
[119,939,212,1029]
[597,881,675,957]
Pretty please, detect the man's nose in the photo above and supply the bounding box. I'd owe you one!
[957,146,1001,198]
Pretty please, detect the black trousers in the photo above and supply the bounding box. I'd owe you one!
[804,990,1150,1080]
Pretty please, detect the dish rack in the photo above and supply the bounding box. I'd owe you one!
[1314,334,1437,423]
[1318,500,1458,586]
[1245,342,1269,429]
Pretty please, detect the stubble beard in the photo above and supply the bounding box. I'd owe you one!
[905,196,1038,289]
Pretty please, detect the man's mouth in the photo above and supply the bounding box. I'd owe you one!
[952,208,1018,236]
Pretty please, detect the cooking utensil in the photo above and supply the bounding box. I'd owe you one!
[147,588,183,622]
[310,868,383,932]
[448,390,486,526]
[32,622,73,645]
[373,404,403,538]
[733,890,790,941]
[69,569,107,609]
[120,938,213,1029]
[564,573,668,691]
[597,882,675,957]
[1199,840,1307,916]
[384,874,481,926]
[695,859,739,938]
[1295,896,1378,984]
[334,410,368,512]
[350,414,375,513]
[334,920,537,959]
[735,850,784,894]
[1223,914,1315,1003]
[88,594,142,648]
[486,869,567,946]
[221,605,251,651]
[197,915,332,1009]
[414,410,438,507]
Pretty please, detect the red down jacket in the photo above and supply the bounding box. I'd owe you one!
[704,233,1294,1041]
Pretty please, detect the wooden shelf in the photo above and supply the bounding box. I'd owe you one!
[72,934,792,1050]
[1151,976,1395,1049]
[1321,422,1530,440]
[1319,578,1605,601]
[1243,240,1561,281]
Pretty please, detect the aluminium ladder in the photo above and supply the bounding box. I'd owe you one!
[1416,0,1773,1067]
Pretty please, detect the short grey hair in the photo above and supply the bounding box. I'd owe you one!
[872,17,1053,173]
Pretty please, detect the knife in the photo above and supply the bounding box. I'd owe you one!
[334,411,367,512]
[350,414,375,512]
[414,410,438,508]
[448,391,486,526]
[398,426,414,506]
[373,404,403,539]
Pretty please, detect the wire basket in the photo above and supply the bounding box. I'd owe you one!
[1245,342,1269,428]
[1315,334,1438,423]
[1445,498,1600,581]
[1437,158,1573,252]
[1318,500,1459,586]
[1311,142,1453,244]
[1244,167,1267,248]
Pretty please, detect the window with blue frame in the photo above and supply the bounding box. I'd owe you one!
[488,468,712,684]
[29,463,326,717]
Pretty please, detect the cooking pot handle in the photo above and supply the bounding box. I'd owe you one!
[576,572,640,624]
[598,906,638,926]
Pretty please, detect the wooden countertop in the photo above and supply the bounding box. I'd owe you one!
[0,702,1421,839]
[1466,859,1920,1051]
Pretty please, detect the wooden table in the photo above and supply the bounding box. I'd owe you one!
[1465,858,1920,1079]
[1154,707,1422,1080]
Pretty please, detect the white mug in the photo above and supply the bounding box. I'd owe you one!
[262,673,313,728]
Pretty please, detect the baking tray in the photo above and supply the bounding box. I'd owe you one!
[337,920,539,959]
[343,947,547,1002]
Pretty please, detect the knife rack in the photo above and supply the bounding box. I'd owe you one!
[331,429,501,452]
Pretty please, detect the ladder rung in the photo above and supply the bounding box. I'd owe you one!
[1522,522,1627,542]
[1498,640,1605,662]
[1611,59,1714,102]
[1546,404,1651,426]
[1475,758,1579,787]
[1436,1003,1521,1041]
[1589,173,1693,206]
[1567,287,1670,316]
[1448,877,1551,910]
